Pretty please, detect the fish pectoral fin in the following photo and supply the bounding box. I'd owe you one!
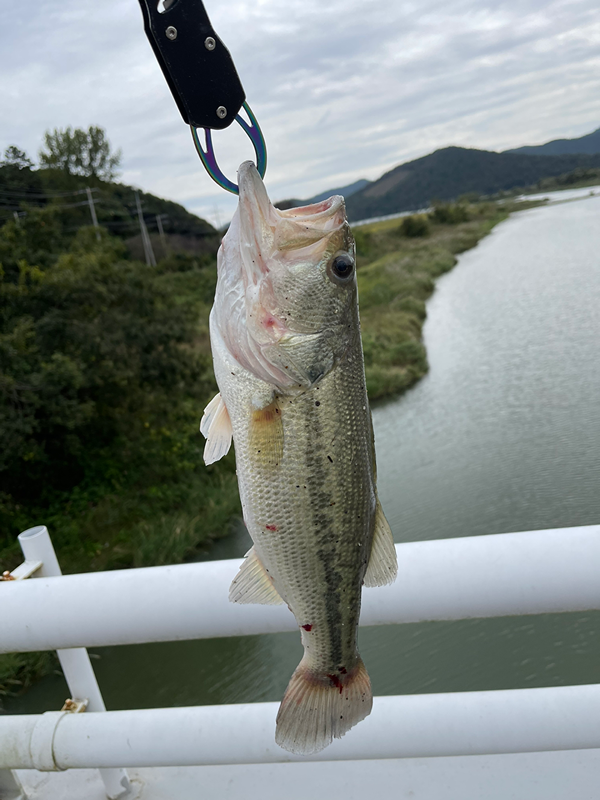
[363,500,398,587]
[249,398,284,467]
[229,546,285,605]
[200,393,233,465]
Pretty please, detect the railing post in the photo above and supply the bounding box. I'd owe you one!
[17,526,131,800]
[0,768,27,799]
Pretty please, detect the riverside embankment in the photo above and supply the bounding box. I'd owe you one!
[355,199,540,399]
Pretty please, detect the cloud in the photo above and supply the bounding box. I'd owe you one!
[1,0,599,225]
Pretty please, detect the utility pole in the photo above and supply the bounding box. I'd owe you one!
[156,214,169,258]
[85,187,101,241]
[13,212,20,226]
[135,190,157,267]
[212,202,222,231]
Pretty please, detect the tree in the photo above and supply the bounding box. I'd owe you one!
[1,146,34,170]
[0,146,43,202]
[39,126,122,180]
[0,227,208,542]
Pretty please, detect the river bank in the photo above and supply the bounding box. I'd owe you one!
[0,197,540,703]
[356,199,541,398]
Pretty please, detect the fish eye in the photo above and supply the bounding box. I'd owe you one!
[328,252,355,285]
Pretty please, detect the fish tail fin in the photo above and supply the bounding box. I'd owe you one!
[275,656,372,755]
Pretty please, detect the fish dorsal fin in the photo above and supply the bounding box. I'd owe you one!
[200,393,233,465]
[364,500,398,587]
[229,546,285,605]
[249,398,284,468]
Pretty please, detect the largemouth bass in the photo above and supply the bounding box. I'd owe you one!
[201,161,397,755]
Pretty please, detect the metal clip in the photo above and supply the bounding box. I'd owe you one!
[191,101,267,194]
[138,0,267,194]
[137,0,245,130]
[61,698,89,713]
[2,559,43,581]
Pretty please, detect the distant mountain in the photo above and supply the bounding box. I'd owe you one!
[505,127,600,156]
[306,178,371,204]
[344,147,600,221]
[275,178,370,210]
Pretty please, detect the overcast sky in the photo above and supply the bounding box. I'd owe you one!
[1,0,599,226]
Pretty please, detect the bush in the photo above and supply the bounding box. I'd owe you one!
[401,214,430,237]
[353,228,373,257]
[0,206,68,281]
[0,226,212,546]
[430,203,469,224]
[458,192,480,204]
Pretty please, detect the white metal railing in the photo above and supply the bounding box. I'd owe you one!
[1,524,600,797]
[3,524,600,653]
[4,684,600,770]
[1,527,130,800]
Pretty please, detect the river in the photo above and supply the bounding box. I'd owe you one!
[7,189,600,714]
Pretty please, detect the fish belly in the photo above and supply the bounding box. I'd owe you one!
[214,328,376,754]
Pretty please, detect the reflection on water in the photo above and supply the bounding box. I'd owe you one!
[361,614,600,697]
[7,194,600,714]
[374,194,600,542]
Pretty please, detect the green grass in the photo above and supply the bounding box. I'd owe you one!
[0,652,58,703]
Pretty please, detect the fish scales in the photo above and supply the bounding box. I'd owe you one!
[201,162,397,755]
[216,328,375,670]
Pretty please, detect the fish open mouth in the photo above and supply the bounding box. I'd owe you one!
[237,161,347,260]
[213,162,353,390]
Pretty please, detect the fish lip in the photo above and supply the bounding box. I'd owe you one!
[215,163,353,390]
[238,161,274,231]
[238,161,272,220]
[279,195,344,219]
[237,161,277,281]
[237,161,348,239]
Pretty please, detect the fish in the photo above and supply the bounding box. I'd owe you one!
[200,161,397,755]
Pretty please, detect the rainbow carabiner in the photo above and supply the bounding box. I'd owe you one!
[191,102,267,195]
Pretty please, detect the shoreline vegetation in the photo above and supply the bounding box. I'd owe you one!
[0,195,543,703]
[357,198,542,399]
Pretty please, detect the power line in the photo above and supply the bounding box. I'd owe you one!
[0,199,97,214]
[0,187,98,200]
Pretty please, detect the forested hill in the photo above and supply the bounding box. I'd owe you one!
[344,147,600,221]
[0,158,217,260]
[506,127,600,157]
[0,135,233,578]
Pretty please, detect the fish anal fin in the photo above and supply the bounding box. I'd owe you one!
[200,393,233,465]
[275,656,373,755]
[364,500,398,588]
[249,398,284,467]
[229,546,284,605]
